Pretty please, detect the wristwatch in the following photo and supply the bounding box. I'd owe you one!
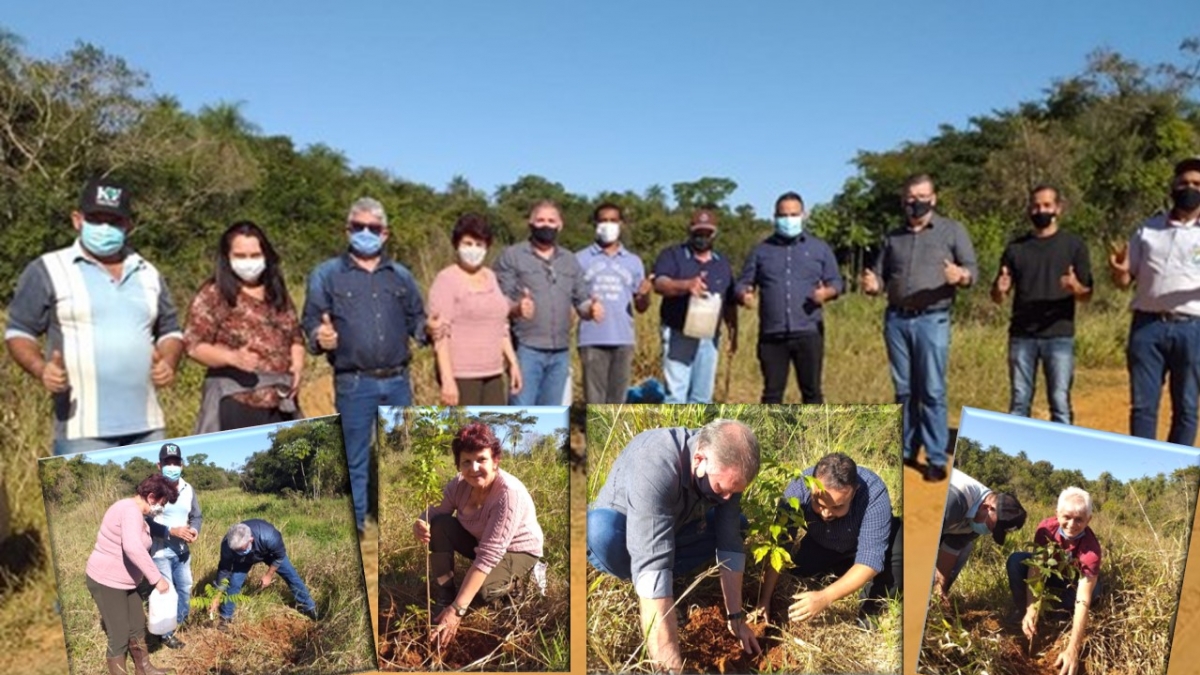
[725,610,746,622]
[451,601,468,617]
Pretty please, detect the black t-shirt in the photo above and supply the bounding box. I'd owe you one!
[1000,230,1093,338]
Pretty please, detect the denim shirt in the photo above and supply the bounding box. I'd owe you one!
[217,519,287,577]
[735,233,843,336]
[301,252,428,373]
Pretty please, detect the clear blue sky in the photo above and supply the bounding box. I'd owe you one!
[64,415,340,471]
[4,2,1195,218]
[958,408,1200,482]
[380,406,568,450]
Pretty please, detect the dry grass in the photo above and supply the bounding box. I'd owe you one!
[586,404,903,674]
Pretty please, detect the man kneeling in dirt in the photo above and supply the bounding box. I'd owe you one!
[587,419,762,672]
[754,453,902,626]
[209,520,318,627]
[934,469,1026,605]
[1007,486,1101,675]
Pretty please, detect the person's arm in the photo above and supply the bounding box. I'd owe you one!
[952,221,978,287]
[933,548,960,602]
[733,247,759,306]
[501,333,522,394]
[188,489,203,535]
[633,260,652,314]
[427,274,459,404]
[1069,237,1094,302]
[5,261,57,385]
[1109,234,1135,290]
[493,247,526,317]
[121,505,163,586]
[641,596,683,672]
[653,247,704,298]
[723,289,739,354]
[719,568,760,655]
[301,265,333,354]
[790,564,877,622]
[860,245,885,295]
[817,242,843,303]
[1055,573,1095,675]
[569,256,600,320]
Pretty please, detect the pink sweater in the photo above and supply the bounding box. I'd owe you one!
[424,469,544,575]
[85,498,162,589]
[427,265,510,378]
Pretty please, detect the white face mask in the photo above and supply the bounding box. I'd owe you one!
[458,244,487,268]
[595,221,621,245]
[149,502,165,516]
[230,256,266,283]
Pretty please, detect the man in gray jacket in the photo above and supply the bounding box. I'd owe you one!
[587,419,762,671]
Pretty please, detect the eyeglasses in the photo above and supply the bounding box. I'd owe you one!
[347,221,385,235]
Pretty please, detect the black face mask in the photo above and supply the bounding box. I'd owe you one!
[694,469,724,504]
[904,200,933,220]
[530,225,558,245]
[1172,187,1200,213]
[689,233,714,253]
[1030,212,1056,229]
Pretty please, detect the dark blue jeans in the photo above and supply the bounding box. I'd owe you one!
[219,557,315,620]
[511,345,570,405]
[1008,336,1075,424]
[884,309,950,467]
[1127,312,1200,445]
[586,507,747,582]
[335,371,412,529]
[1006,551,1102,611]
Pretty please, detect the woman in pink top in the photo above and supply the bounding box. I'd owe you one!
[86,473,179,675]
[427,214,522,405]
[412,422,544,648]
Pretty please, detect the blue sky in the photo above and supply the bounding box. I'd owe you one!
[958,408,1200,482]
[4,2,1195,218]
[53,415,339,471]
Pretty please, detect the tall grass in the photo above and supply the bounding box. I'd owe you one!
[918,493,1190,674]
[377,432,571,671]
[586,404,903,674]
[45,486,375,675]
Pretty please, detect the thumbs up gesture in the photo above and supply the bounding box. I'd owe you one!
[1060,265,1084,294]
[150,348,175,388]
[811,279,836,306]
[1108,241,1130,274]
[518,287,536,320]
[860,268,881,295]
[995,265,1013,294]
[317,312,339,351]
[589,294,605,322]
[943,259,966,286]
[41,349,69,393]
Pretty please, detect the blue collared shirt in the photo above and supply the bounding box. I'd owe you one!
[735,233,843,336]
[301,252,427,373]
[783,465,893,573]
[652,244,734,332]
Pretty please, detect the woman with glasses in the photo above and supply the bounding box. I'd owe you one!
[427,213,522,405]
[184,220,305,431]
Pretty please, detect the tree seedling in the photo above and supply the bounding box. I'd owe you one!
[189,578,248,622]
[1021,542,1078,655]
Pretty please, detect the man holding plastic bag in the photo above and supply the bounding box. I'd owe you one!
[652,209,738,403]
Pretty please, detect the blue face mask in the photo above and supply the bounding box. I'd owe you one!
[1057,526,1084,541]
[774,215,804,238]
[81,220,126,257]
[349,229,384,257]
[970,520,991,536]
[162,466,182,482]
[235,544,253,556]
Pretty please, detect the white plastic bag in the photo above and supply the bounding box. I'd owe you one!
[682,292,721,339]
[147,580,178,635]
[532,560,548,596]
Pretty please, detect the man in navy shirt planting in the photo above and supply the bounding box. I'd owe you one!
[736,191,843,403]
[210,519,317,626]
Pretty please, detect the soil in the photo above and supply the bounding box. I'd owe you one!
[380,620,504,671]
[168,612,313,674]
[677,605,774,674]
[951,609,1070,675]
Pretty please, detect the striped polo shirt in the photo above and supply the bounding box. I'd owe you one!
[5,240,182,440]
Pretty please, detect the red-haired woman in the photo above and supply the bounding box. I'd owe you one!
[411,422,544,647]
[86,474,180,675]
[185,220,305,431]
[427,213,522,405]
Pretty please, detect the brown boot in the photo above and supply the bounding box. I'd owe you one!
[126,638,175,675]
[106,655,129,674]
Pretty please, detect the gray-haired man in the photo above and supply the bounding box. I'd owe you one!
[587,419,762,671]
[210,519,316,626]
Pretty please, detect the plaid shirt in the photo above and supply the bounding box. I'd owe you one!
[782,465,893,572]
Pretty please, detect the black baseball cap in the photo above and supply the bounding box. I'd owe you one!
[992,492,1027,545]
[78,177,133,221]
[1174,157,1200,178]
[159,443,183,464]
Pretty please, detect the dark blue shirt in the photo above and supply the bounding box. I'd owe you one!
[301,252,427,373]
[735,233,843,336]
[216,519,287,577]
[652,244,734,332]
[783,466,892,573]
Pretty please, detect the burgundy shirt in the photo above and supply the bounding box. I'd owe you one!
[1033,515,1102,578]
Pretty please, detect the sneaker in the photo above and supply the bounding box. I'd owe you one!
[903,455,924,472]
[161,634,186,649]
[924,464,948,482]
[301,606,319,621]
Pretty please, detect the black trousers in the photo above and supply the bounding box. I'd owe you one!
[757,328,824,404]
[790,515,903,601]
[428,513,539,604]
[86,574,145,657]
[219,397,296,431]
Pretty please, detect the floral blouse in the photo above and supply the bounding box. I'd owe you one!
[184,282,302,408]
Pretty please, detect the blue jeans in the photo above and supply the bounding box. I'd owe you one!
[1009,336,1075,424]
[53,428,165,456]
[1006,551,1102,611]
[219,557,315,620]
[884,309,950,467]
[1127,313,1200,445]
[586,508,747,581]
[335,371,411,529]
[511,345,570,405]
[661,327,720,404]
[151,547,193,634]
